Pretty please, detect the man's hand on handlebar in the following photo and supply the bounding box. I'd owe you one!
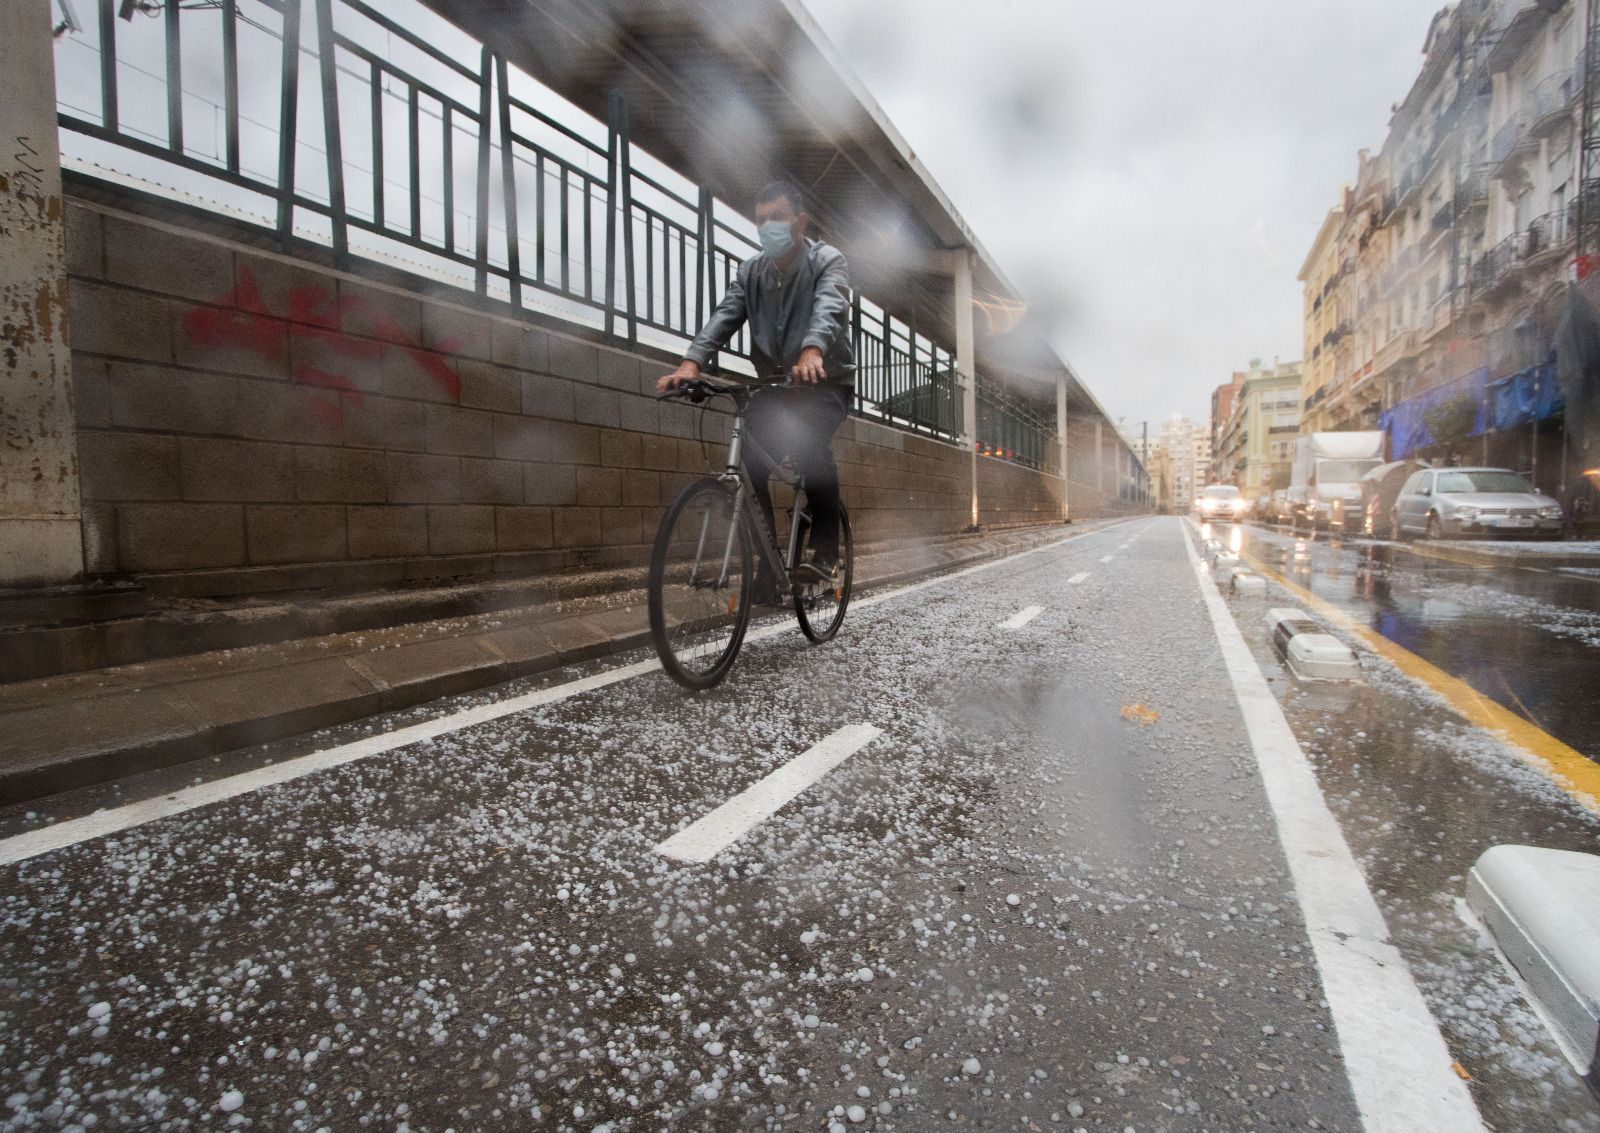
[656,360,702,394]
[790,346,826,384]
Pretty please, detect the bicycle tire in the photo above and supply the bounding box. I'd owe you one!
[794,503,852,643]
[648,479,754,689]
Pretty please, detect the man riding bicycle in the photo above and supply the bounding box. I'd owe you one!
[655,180,855,593]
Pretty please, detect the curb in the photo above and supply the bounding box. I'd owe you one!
[1466,845,1600,1094]
[1404,542,1600,571]
[0,521,1119,806]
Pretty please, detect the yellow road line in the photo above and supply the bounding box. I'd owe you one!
[1239,547,1600,818]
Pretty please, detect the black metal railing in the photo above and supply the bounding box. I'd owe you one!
[50,0,1059,462]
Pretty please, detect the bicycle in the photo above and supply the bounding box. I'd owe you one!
[646,378,854,689]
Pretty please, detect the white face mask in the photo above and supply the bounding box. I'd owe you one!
[758,219,796,259]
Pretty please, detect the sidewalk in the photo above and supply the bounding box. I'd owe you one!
[1405,538,1600,570]
[0,521,1117,805]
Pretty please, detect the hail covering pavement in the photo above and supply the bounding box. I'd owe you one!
[1,519,1597,1131]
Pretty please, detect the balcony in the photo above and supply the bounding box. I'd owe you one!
[1489,111,1532,172]
[1529,69,1578,137]
[1470,232,1522,297]
[1430,198,1454,231]
[1456,168,1490,211]
[1483,1,1548,73]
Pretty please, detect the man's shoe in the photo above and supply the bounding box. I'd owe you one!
[791,555,838,585]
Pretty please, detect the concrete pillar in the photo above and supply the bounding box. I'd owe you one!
[953,248,978,529]
[1056,373,1069,520]
[1,2,83,587]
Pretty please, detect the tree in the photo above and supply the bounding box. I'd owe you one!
[1422,394,1478,462]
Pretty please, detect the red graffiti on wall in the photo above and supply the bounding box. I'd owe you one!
[182,264,463,426]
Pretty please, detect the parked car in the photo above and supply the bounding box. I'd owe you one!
[1359,459,1429,540]
[1263,488,1288,524]
[1197,483,1248,522]
[1392,466,1564,539]
[1284,485,1311,529]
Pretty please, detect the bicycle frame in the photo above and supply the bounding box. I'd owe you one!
[712,400,807,590]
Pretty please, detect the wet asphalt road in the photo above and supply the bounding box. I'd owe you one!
[1232,521,1600,764]
[2,518,1597,1133]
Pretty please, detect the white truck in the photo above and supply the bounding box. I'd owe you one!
[1290,431,1386,531]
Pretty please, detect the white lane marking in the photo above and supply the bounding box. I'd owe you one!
[1099,554,1115,564]
[1179,522,1484,1132]
[654,724,883,863]
[999,605,1044,629]
[0,525,1125,865]
[1068,571,1090,585]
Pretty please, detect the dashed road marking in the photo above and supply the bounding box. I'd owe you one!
[1181,522,1485,1133]
[1068,571,1090,585]
[0,524,1133,865]
[654,724,883,863]
[1099,554,1115,564]
[999,605,1044,629]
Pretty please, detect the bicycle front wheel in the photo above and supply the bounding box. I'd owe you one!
[648,479,754,689]
[795,504,852,643]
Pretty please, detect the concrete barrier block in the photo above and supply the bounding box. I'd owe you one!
[104,214,234,302]
[117,503,245,570]
[554,507,603,549]
[520,372,577,422]
[574,388,623,429]
[77,431,181,502]
[70,281,174,363]
[523,463,577,507]
[346,505,428,559]
[596,348,642,393]
[179,437,296,502]
[457,360,521,414]
[492,321,548,371]
[459,457,523,506]
[295,447,387,504]
[420,299,493,360]
[424,404,495,458]
[342,395,428,453]
[246,504,347,565]
[385,452,461,504]
[547,335,598,384]
[427,504,495,555]
[494,505,554,551]
[1467,845,1600,1088]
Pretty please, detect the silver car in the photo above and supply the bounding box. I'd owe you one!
[1392,466,1563,539]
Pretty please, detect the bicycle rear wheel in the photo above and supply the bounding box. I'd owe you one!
[649,479,753,689]
[794,503,852,643]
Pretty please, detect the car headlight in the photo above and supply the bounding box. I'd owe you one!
[1539,505,1562,519]
[1455,507,1479,521]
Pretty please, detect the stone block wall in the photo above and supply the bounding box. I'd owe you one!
[64,197,1087,597]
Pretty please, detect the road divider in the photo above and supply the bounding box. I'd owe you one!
[654,724,883,863]
[1265,607,1361,681]
[1238,546,1600,817]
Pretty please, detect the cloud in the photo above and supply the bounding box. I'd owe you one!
[802,0,1444,427]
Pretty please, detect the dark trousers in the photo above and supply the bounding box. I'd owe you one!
[742,384,850,566]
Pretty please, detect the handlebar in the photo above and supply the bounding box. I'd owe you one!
[657,377,800,404]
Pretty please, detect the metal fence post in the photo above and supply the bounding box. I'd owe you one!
[275,0,304,251]
[495,53,521,308]
[473,46,492,297]
[312,0,348,269]
[607,91,637,345]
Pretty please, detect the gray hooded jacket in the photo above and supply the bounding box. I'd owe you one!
[683,238,856,386]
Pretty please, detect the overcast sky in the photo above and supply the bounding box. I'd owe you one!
[801,0,1449,431]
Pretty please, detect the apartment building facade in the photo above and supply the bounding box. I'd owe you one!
[1215,361,1304,500]
[1298,0,1591,503]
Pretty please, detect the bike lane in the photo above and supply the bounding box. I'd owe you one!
[2,519,1390,1132]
